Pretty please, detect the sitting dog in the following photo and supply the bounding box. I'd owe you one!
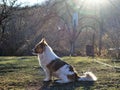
[33,38,97,83]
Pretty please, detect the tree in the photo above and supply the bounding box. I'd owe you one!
[0,0,19,40]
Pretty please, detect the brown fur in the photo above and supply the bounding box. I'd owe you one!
[34,39,47,54]
[69,65,74,72]
[67,73,79,81]
[67,65,80,81]
[46,58,80,81]
[46,59,67,73]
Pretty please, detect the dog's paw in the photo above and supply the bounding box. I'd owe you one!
[43,78,51,82]
[55,80,63,83]
[55,80,70,84]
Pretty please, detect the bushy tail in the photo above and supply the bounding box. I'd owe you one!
[78,72,97,81]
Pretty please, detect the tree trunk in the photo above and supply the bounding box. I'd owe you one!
[98,30,102,56]
[70,40,75,56]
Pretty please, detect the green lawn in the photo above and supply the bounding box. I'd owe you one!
[0,56,120,90]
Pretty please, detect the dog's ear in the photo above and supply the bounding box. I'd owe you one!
[41,38,47,45]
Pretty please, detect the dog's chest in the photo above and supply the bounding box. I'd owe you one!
[38,55,51,68]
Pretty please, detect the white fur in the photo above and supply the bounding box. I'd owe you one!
[78,72,97,81]
[54,64,75,83]
[38,45,59,67]
[37,44,97,83]
[37,45,59,81]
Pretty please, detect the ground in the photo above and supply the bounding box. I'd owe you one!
[0,56,120,90]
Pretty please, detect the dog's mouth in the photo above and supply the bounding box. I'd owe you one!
[32,49,37,55]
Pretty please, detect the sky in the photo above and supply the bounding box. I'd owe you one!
[17,0,46,6]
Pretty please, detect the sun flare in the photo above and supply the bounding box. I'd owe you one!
[86,0,108,5]
[72,0,109,9]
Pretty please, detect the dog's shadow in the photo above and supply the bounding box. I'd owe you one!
[39,80,95,90]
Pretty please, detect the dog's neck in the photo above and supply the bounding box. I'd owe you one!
[38,45,59,66]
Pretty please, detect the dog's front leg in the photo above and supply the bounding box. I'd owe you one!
[43,68,52,81]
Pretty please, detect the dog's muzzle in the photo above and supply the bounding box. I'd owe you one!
[32,48,37,55]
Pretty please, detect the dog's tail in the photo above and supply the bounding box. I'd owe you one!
[78,72,97,81]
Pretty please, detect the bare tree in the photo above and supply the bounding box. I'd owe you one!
[0,0,19,40]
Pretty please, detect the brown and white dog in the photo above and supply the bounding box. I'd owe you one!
[33,38,97,83]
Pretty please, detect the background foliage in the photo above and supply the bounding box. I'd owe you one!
[0,0,120,57]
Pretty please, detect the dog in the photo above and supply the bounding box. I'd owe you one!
[33,38,97,83]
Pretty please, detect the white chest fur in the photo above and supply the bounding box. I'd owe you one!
[37,45,59,68]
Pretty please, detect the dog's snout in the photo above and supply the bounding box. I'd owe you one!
[32,48,35,52]
[32,48,37,55]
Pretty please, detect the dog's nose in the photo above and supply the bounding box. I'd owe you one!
[32,48,35,52]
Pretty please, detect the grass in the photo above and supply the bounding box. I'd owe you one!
[0,56,120,90]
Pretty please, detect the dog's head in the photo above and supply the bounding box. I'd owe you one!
[33,38,47,54]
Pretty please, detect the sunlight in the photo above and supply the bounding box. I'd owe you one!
[87,0,107,4]
[72,0,109,10]
[78,0,109,14]
[86,0,108,6]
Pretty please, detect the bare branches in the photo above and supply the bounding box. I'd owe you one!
[0,0,19,39]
